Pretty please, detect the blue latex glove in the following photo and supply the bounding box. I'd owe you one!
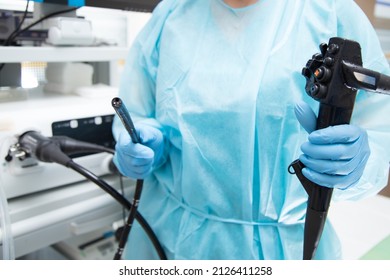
[295,102,370,190]
[113,124,164,179]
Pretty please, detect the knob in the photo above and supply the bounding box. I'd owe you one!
[306,83,327,100]
[319,43,328,56]
[301,67,311,78]
[314,66,332,82]
[327,44,339,54]
[312,53,323,60]
[324,57,334,66]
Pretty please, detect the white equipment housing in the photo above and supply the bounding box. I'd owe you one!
[0,91,116,199]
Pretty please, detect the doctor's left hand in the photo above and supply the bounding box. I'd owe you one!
[294,102,370,190]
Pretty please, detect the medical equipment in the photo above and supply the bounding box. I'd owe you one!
[0,116,115,199]
[31,0,162,13]
[6,128,166,260]
[289,37,390,260]
[30,0,161,46]
[111,97,144,260]
[112,97,140,144]
[1,0,161,48]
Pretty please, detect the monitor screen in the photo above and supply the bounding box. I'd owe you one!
[32,0,162,13]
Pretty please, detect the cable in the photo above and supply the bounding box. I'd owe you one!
[111,97,146,260]
[67,160,131,208]
[3,0,31,47]
[50,135,115,156]
[0,0,30,72]
[54,136,129,236]
[6,6,79,47]
[119,174,127,231]
[0,6,79,72]
[16,131,167,260]
[113,179,143,260]
[66,160,167,260]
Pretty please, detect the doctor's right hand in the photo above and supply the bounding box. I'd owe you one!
[113,124,164,179]
[295,102,370,190]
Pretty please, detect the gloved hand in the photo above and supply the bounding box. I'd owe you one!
[113,124,164,179]
[294,102,370,190]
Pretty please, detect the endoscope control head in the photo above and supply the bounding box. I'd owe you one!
[301,37,362,107]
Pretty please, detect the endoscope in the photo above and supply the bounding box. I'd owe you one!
[289,37,390,260]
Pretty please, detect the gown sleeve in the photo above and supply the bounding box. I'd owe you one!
[332,0,390,201]
[111,0,178,167]
[112,0,178,139]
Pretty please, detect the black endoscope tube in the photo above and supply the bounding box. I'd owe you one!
[16,130,166,259]
[112,97,146,260]
[290,38,361,260]
[112,97,139,143]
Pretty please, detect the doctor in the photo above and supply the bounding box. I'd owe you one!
[113,0,390,259]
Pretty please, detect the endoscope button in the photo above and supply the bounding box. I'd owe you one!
[312,84,327,100]
[312,53,323,60]
[324,57,334,66]
[302,67,311,78]
[328,44,339,54]
[319,43,328,56]
[314,68,323,79]
[306,59,313,68]
[308,84,319,97]
[314,66,331,82]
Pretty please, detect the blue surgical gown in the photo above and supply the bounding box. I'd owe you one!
[113,0,390,259]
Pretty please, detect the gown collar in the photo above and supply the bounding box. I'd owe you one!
[216,0,261,16]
